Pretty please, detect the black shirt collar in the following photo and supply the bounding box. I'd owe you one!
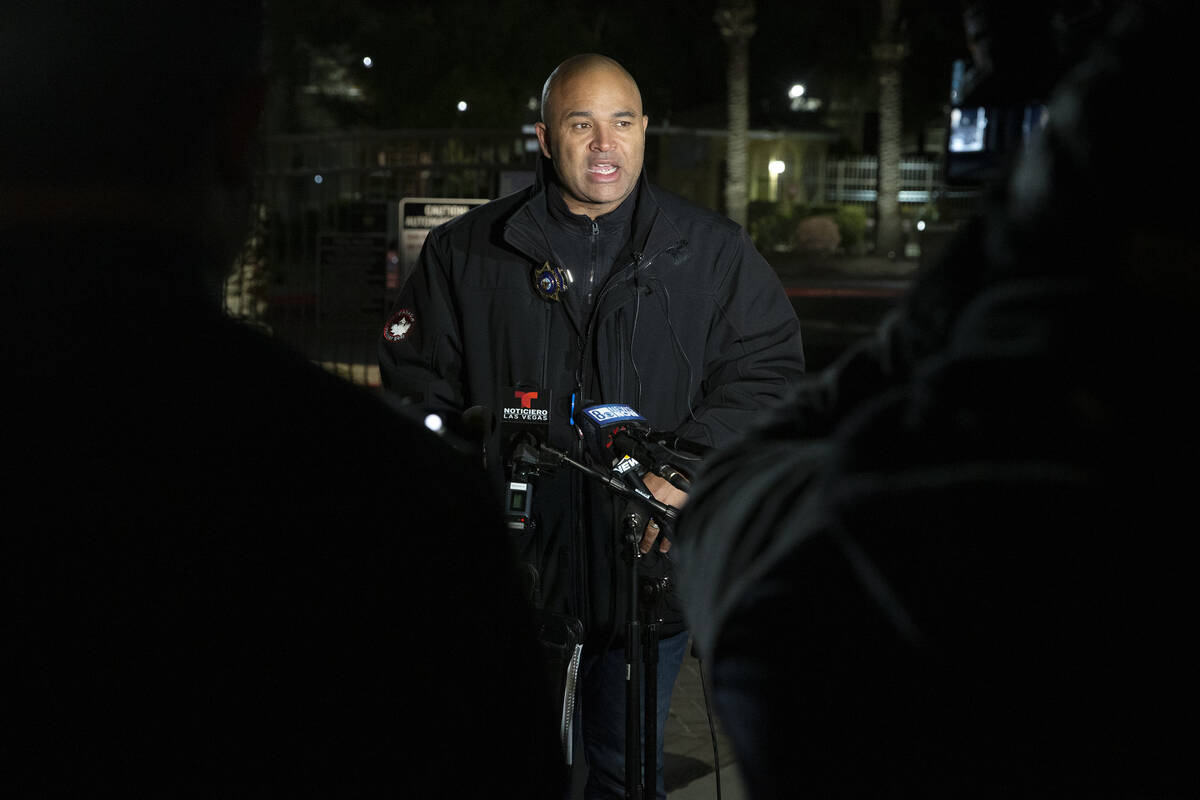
[545,176,637,235]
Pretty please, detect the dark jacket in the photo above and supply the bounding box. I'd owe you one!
[677,273,1198,797]
[6,225,567,797]
[379,161,804,645]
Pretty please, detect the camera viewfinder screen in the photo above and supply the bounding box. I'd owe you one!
[949,107,987,153]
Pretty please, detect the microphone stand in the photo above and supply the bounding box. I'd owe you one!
[623,471,670,800]
[642,575,660,800]
[519,442,678,799]
[516,443,678,524]
[622,512,643,800]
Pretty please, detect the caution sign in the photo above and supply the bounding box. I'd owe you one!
[399,197,488,282]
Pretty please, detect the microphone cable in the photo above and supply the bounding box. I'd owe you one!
[697,651,723,800]
[630,265,645,411]
[650,277,699,425]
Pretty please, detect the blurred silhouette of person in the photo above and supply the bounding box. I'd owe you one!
[1,2,565,796]
[677,1,1198,797]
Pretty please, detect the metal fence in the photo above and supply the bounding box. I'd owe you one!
[823,156,980,216]
[227,129,543,388]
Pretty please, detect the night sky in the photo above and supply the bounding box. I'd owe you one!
[270,0,970,141]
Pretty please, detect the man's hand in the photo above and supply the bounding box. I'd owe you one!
[639,472,688,554]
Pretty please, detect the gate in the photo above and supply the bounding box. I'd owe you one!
[226,129,542,387]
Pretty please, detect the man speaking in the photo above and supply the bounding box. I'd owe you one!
[379,53,804,798]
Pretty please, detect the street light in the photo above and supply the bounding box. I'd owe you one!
[789,82,822,112]
[768,160,785,202]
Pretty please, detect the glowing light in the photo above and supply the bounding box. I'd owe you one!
[362,56,373,68]
[917,220,927,232]
[768,160,786,175]
[424,414,444,433]
[313,174,323,184]
[788,83,806,99]
[457,100,468,112]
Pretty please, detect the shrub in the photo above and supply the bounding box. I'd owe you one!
[747,202,868,254]
[834,205,869,251]
[794,215,841,255]
[748,201,796,253]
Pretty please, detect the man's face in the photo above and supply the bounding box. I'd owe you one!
[535,66,648,219]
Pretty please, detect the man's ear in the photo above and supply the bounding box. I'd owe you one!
[534,121,553,160]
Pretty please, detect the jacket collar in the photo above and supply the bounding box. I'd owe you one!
[503,156,685,268]
[545,179,635,235]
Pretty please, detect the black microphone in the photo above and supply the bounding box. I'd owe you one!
[498,387,553,532]
[499,387,552,457]
[460,405,496,471]
[639,430,711,460]
[612,431,692,491]
[461,405,496,440]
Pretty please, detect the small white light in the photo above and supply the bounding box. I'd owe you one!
[457,100,468,112]
[788,83,806,99]
[527,96,538,111]
[362,56,373,68]
[917,220,927,232]
[768,160,786,175]
[313,174,323,184]
[424,413,444,433]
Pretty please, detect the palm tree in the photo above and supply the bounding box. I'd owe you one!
[715,0,755,228]
[873,0,907,256]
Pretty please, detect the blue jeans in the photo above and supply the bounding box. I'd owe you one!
[575,630,689,800]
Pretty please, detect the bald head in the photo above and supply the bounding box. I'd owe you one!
[540,54,643,125]
[534,54,649,218]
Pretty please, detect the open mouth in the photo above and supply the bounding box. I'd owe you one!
[588,164,619,175]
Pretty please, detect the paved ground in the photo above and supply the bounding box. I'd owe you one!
[772,251,921,284]
[662,640,748,800]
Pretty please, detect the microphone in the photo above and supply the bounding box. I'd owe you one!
[461,405,496,440]
[577,402,648,467]
[639,430,710,460]
[578,403,695,492]
[606,430,691,489]
[499,387,552,458]
[461,405,496,471]
[489,397,683,525]
[499,387,553,532]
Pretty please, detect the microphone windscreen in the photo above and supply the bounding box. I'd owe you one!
[579,403,648,465]
[461,405,496,440]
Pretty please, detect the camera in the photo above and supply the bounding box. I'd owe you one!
[944,53,1050,187]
